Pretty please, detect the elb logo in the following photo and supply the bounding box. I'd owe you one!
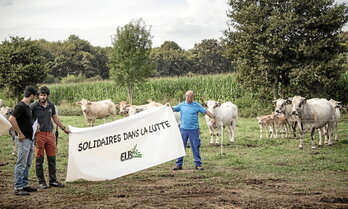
[120,144,143,162]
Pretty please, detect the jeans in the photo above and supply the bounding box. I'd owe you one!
[14,137,34,189]
[176,128,202,167]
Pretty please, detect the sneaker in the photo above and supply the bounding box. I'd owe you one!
[195,166,204,170]
[23,186,37,192]
[14,188,30,196]
[39,183,49,189]
[49,181,64,188]
[173,166,183,170]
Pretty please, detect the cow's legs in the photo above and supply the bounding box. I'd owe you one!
[259,125,263,139]
[310,128,316,149]
[227,125,233,144]
[298,126,305,149]
[208,126,216,145]
[318,128,324,147]
[230,120,236,143]
[327,122,334,146]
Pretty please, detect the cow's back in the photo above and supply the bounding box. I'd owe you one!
[301,99,333,129]
[87,100,116,118]
[218,102,238,125]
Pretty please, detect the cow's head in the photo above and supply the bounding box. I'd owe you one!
[76,99,91,113]
[204,100,221,114]
[273,98,291,114]
[119,101,130,116]
[291,96,306,115]
[329,99,342,108]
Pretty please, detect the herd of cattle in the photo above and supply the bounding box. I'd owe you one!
[0,95,343,152]
[257,96,341,149]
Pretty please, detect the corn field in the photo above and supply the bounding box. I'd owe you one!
[48,73,249,106]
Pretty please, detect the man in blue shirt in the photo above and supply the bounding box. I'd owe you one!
[171,90,215,170]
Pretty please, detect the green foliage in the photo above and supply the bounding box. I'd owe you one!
[36,35,109,80]
[151,39,233,77]
[0,36,48,100]
[224,0,348,100]
[151,45,189,76]
[43,73,275,117]
[189,39,233,74]
[108,18,154,104]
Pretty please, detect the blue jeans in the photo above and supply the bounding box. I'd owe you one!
[14,137,34,189]
[176,128,202,167]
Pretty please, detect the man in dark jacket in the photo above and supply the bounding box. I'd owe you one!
[30,86,70,189]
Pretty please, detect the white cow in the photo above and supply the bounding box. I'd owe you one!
[127,101,163,116]
[204,100,238,145]
[273,98,300,138]
[0,105,17,155]
[76,99,117,127]
[290,96,334,149]
[118,101,162,116]
[327,99,341,142]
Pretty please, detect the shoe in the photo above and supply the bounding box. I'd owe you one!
[49,181,64,188]
[14,188,30,196]
[173,166,183,170]
[195,166,204,170]
[39,183,49,189]
[23,186,37,192]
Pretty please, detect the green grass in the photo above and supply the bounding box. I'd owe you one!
[1,113,347,196]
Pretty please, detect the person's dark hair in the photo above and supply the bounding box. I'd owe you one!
[39,86,50,96]
[24,86,38,97]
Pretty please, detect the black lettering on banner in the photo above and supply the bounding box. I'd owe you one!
[77,120,172,152]
[120,151,133,161]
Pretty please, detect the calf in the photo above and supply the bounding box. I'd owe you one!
[256,114,275,139]
[204,100,238,145]
[271,113,290,138]
[76,99,117,127]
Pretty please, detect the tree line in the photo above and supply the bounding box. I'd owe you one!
[1,0,347,103]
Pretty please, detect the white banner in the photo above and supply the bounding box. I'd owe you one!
[66,106,185,182]
[0,114,12,136]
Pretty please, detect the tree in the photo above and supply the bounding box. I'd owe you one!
[151,41,190,76]
[224,0,348,99]
[108,19,154,103]
[0,37,47,100]
[189,39,233,74]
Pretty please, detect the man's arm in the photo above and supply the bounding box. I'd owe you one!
[205,110,216,123]
[205,110,215,119]
[8,115,25,141]
[52,114,71,134]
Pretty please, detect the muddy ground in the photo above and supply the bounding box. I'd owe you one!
[1,166,347,209]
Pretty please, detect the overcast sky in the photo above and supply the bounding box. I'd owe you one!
[0,0,347,50]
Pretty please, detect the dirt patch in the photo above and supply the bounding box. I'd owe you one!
[1,169,348,209]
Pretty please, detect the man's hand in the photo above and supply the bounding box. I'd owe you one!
[18,133,25,141]
[62,127,71,134]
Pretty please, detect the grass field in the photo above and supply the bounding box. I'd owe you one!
[0,113,347,208]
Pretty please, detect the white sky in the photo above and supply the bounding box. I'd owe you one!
[0,0,229,50]
[0,0,347,50]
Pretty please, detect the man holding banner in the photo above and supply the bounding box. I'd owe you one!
[171,90,215,171]
[31,86,71,189]
[9,86,38,196]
